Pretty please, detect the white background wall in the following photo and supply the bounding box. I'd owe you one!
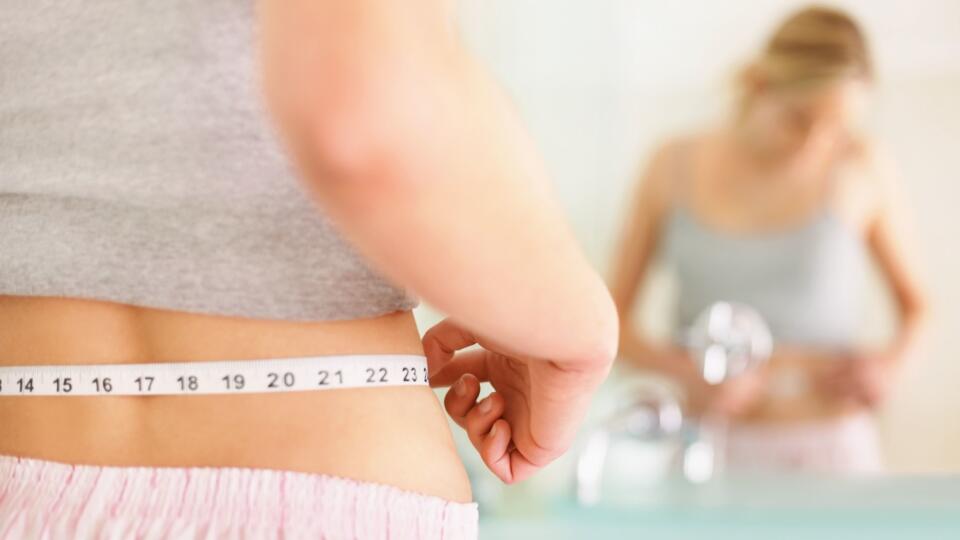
[446,0,960,472]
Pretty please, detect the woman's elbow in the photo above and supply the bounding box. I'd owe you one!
[566,284,621,371]
[903,291,930,328]
[266,60,455,190]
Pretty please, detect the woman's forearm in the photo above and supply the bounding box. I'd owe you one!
[887,303,927,365]
[619,323,699,383]
[260,1,617,367]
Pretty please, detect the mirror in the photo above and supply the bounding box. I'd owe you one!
[434,0,960,536]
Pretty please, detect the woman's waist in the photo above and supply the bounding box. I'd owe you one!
[0,295,425,363]
[740,394,866,423]
[0,295,472,502]
[740,346,867,423]
[0,385,470,499]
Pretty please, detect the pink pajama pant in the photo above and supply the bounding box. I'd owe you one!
[724,412,884,474]
[0,455,478,539]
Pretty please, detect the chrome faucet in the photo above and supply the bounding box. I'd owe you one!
[575,380,683,506]
[683,301,773,384]
[574,302,773,505]
[678,302,774,482]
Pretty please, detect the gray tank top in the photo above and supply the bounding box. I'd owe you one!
[661,148,867,349]
[0,0,417,320]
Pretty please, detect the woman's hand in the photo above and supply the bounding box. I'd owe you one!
[685,370,768,419]
[651,346,767,419]
[423,318,612,484]
[816,350,899,408]
[697,370,768,418]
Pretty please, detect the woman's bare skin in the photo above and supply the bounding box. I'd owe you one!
[0,295,473,503]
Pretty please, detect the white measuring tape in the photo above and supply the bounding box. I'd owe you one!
[0,355,429,396]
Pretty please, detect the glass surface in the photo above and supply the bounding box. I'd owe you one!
[441,0,960,534]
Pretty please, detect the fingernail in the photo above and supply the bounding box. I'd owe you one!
[478,396,492,414]
[489,423,498,437]
[454,376,467,397]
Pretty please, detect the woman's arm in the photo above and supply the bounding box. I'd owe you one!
[609,142,699,381]
[257,0,617,366]
[864,155,928,363]
[258,0,618,483]
[820,150,929,407]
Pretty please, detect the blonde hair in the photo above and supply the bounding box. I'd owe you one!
[741,6,873,98]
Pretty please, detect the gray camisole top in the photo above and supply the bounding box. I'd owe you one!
[660,152,867,349]
[0,1,417,321]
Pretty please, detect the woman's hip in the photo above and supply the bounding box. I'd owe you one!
[0,383,473,504]
[723,412,884,474]
[0,454,478,539]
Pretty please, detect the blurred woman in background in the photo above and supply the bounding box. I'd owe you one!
[611,6,926,474]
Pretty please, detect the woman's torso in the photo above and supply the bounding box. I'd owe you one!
[660,134,875,423]
[0,1,471,503]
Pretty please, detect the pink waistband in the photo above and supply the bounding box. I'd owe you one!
[0,455,478,539]
[723,413,883,474]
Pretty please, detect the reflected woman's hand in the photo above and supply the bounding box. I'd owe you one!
[424,318,611,484]
[816,350,899,408]
[653,346,767,419]
[700,369,769,417]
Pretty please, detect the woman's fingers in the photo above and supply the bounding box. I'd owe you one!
[422,318,478,371]
[814,362,846,386]
[480,419,513,482]
[506,450,542,484]
[467,395,546,485]
[815,365,865,403]
[446,386,552,485]
[447,386,525,484]
[422,319,490,387]
[477,419,543,484]
[464,392,504,448]
[428,349,490,388]
[443,374,481,428]
[451,390,535,485]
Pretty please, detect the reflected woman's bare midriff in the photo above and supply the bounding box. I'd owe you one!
[0,295,472,503]
[740,347,867,424]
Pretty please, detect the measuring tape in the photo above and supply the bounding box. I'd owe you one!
[0,355,429,396]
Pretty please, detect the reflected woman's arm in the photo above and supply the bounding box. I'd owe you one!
[609,143,700,384]
[820,151,929,408]
[865,156,929,363]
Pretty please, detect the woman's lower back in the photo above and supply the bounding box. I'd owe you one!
[0,296,472,504]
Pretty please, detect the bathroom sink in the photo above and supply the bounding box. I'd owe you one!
[479,475,960,539]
